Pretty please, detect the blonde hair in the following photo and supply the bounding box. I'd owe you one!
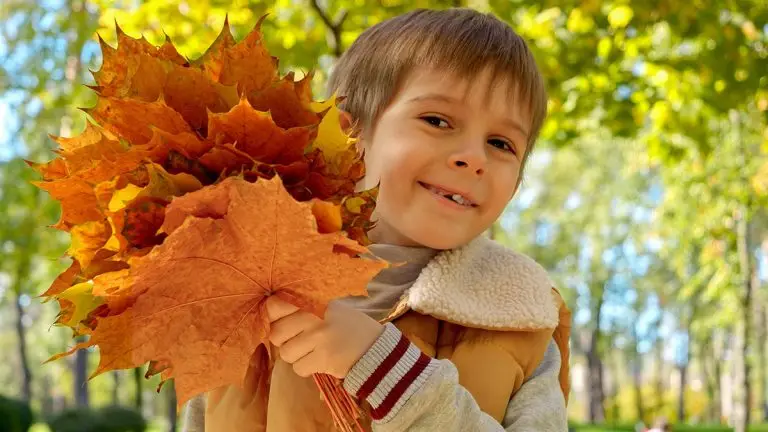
[327,8,548,162]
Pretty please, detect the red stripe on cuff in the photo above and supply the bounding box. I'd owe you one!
[357,333,410,400]
[370,352,431,420]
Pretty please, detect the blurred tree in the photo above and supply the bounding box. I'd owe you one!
[499,128,656,422]
[654,104,767,429]
[0,158,69,404]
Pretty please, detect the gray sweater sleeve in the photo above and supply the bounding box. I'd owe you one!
[503,340,568,430]
[343,323,567,432]
[181,394,206,432]
[181,325,568,432]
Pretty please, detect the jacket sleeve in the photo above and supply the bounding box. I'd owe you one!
[343,323,567,432]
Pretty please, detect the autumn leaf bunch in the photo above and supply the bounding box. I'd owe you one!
[29,17,386,427]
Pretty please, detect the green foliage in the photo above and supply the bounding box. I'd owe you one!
[47,406,146,432]
[489,0,768,156]
[0,395,34,432]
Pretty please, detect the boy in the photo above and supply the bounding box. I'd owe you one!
[184,7,571,431]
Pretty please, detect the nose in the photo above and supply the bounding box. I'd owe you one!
[448,141,487,175]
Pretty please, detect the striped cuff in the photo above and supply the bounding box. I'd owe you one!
[343,323,438,422]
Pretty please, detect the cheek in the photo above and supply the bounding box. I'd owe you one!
[487,167,521,210]
[377,152,417,208]
[367,133,424,190]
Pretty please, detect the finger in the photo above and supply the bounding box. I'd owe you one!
[292,350,321,378]
[269,310,320,347]
[279,328,317,364]
[265,295,300,323]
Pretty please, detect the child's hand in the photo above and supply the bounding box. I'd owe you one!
[265,296,385,379]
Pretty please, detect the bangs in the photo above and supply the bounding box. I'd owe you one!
[329,8,548,151]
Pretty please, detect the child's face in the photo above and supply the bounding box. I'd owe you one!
[358,67,529,249]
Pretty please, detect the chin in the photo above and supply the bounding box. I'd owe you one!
[403,225,476,251]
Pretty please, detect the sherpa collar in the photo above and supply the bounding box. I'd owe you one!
[389,236,560,331]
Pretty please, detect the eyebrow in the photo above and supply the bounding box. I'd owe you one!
[406,93,460,105]
[406,93,530,138]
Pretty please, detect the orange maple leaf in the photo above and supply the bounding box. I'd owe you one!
[199,16,278,95]
[206,96,314,165]
[34,177,104,230]
[54,176,386,409]
[341,187,379,246]
[40,259,129,301]
[92,23,187,97]
[87,97,193,145]
[163,66,239,130]
[248,72,320,129]
[53,119,119,152]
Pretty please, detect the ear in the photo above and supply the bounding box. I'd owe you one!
[338,109,355,133]
[339,109,368,152]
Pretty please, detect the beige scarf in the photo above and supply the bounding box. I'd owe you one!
[337,243,438,321]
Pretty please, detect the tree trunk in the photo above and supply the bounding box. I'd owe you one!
[654,341,665,419]
[610,351,621,423]
[678,362,688,423]
[587,293,606,423]
[756,300,767,423]
[702,355,717,422]
[633,355,645,423]
[714,351,724,423]
[134,366,144,410]
[41,373,54,419]
[74,335,90,407]
[762,240,768,422]
[733,209,754,432]
[112,371,120,405]
[678,315,694,424]
[12,256,33,402]
[701,335,721,423]
[14,284,33,402]
[715,330,727,423]
[714,361,724,423]
[587,344,606,423]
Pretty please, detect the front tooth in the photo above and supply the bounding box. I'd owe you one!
[452,194,470,205]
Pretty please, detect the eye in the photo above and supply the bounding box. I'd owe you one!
[488,138,516,154]
[420,115,451,129]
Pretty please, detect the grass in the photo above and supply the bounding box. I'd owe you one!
[29,422,166,432]
[29,422,768,432]
[569,423,768,432]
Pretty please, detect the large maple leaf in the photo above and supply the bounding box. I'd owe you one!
[52,176,386,409]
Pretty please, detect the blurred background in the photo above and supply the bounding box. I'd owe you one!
[1,0,767,431]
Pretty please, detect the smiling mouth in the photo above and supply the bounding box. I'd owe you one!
[418,182,478,207]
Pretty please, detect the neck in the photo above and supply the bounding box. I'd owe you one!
[368,243,437,283]
[368,219,423,248]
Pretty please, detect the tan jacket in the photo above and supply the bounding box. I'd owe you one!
[186,237,571,431]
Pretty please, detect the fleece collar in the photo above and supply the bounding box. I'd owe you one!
[389,236,559,331]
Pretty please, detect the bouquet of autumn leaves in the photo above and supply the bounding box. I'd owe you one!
[29,17,387,431]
